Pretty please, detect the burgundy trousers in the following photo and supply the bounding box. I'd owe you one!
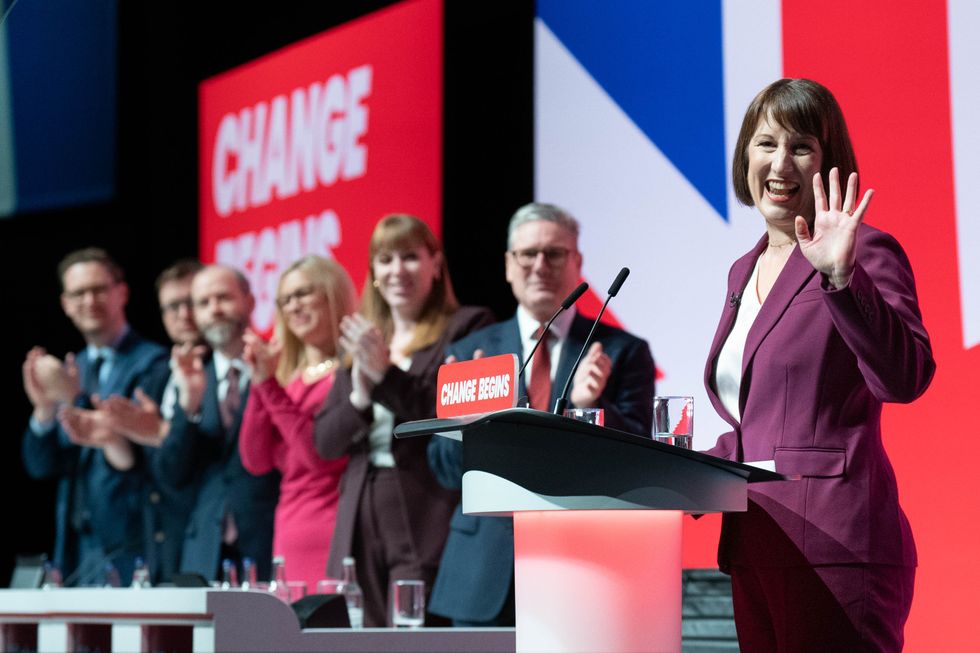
[730,564,915,652]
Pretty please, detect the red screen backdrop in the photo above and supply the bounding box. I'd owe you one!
[782,2,980,648]
[198,0,443,333]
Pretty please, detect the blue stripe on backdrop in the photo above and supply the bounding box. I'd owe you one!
[0,18,17,216]
[4,0,116,214]
[537,0,728,220]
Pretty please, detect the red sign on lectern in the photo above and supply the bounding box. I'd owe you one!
[436,354,519,418]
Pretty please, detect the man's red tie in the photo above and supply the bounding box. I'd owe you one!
[528,325,552,411]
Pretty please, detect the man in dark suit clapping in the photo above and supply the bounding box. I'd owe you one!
[427,203,656,626]
[22,248,168,586]
[156,265,279,582]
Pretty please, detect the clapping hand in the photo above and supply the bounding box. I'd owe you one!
[59,403,115,447]
[796,167,874,289]
[59,400,135,470]
[171,343,208,415]
[243,329,281,385]
[570,342,612,408]
[23,348,80,423]
[339,314,390,383]
[339,314,390,409]
[101,389,168,447]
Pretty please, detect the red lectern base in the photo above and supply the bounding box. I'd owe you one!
[513,510,682,653]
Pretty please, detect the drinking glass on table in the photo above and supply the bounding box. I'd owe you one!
[653,396,694,449]
[563,407,605,426]
[389,579,425,628]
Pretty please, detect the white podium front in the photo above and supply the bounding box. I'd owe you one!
[0,587,515,653]
[396,408,785,653]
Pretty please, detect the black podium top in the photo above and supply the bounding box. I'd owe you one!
[396,407,784,484]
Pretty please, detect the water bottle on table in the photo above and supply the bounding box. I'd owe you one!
[339,556,364,629]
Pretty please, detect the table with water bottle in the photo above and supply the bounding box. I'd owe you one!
[0,554,515,653]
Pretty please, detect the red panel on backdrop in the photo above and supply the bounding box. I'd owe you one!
[198,0,443,334]
[782,1,980,650]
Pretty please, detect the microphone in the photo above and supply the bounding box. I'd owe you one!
[516,282,588,388]
[554,268,630,416]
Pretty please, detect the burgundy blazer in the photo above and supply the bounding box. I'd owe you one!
[703,225,934,570]
[314,306,495,579]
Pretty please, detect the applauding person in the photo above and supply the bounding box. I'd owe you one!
[238,256,356,590]
[314,215,493,626]
[22,248,168,585]
[156,265,279,582]
[427,203,655,626]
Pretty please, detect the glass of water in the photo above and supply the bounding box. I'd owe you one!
[653,396,694,449]
[389,579,425,628]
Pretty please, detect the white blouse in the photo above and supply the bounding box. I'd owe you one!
[367,357,412,468]
[714,255,764,423]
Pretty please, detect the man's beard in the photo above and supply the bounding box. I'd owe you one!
[200,318,244,348]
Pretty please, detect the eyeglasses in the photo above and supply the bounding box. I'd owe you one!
[63,283,115,302]
[160,298,193,315]
[508,247,573,268]
[277,285,318,308]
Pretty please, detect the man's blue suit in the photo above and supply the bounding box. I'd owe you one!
[156,359,279,581]
[427,312,655,623]
[21,329,168,585]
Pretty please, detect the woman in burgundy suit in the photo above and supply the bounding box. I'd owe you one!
[313,214,493,627]
[238,256,356,590]
[705,79,935,652]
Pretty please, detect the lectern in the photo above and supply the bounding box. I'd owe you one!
[395,408,785,653]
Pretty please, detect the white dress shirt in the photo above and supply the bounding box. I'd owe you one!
[516,304,576,388]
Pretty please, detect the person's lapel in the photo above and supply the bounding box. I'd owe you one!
[495,317,525,398]
[101,330,138,396]
[703,239,765,427]
[201,359,222,435]
[552,313,589,408]
[740,246,817,412]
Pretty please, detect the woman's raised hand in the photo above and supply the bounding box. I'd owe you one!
[795,167,873,289]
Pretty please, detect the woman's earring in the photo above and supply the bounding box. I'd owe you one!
[372,279,381,288]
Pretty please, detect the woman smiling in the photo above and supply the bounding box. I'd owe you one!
[238,255,356,591]
[314,214,493,627]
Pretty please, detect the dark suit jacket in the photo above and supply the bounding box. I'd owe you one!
[21,329,168,583]
[427,312,655,622]
[703,225,934,571]
[156,359,280,581]
[138,364,198,585]
[314,306,495,581]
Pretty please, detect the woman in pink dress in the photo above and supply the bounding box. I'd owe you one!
[239,255,357,590]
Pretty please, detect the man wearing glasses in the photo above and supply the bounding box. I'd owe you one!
[428,202,655,626]
[21,248,168,586]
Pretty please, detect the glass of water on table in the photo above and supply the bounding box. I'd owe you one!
[653,396,693,449]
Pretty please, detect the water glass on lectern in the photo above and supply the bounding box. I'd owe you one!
[653,395,694,449]
[563,407,605,426]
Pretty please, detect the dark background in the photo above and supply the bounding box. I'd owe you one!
[0,0,533,584]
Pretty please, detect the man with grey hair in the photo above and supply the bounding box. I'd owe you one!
[155,265,279,582]
[428,202,655,626]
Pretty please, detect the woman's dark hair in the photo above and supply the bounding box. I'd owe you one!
[732,78,858,207]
